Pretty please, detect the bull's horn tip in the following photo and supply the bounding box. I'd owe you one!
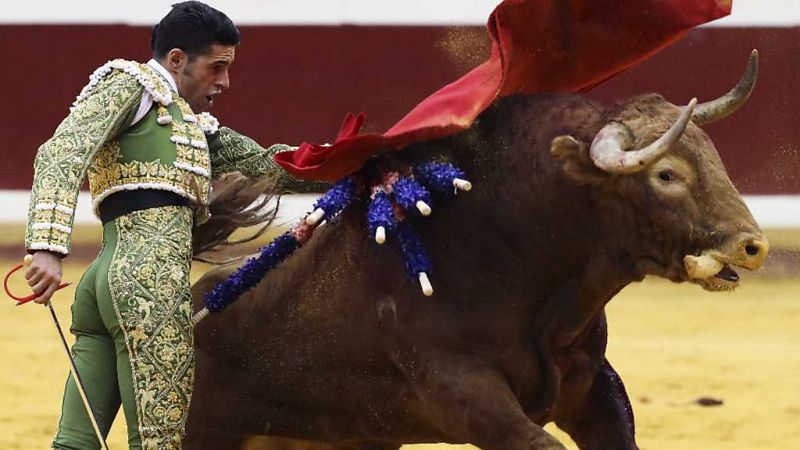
[682,98,698,117]
[419,272,434,296]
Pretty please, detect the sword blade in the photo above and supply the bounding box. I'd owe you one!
[48,303,110,450]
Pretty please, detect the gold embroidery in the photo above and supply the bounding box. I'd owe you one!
[170,98,211,180]
[210,130,327,192]
[87,142,210,213]
[26,68,144,254]
[28,57,312,256]
[74,59,173,109]
[109,206,194,449]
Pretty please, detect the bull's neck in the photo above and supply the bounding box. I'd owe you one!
[423,129,644,346]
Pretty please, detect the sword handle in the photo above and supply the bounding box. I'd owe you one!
[4,263,71,305]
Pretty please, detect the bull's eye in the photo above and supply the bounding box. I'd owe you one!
[658,170,676,182]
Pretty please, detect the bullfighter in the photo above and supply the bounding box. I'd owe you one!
[22,2,317,448]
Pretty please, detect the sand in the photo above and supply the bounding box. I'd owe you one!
[1,260,798,449]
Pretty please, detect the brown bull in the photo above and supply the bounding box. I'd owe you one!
[184,52,767,450]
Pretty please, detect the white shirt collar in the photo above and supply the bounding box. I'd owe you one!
[146,59,179,93]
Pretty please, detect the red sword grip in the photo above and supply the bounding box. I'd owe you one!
[4,263,71,305]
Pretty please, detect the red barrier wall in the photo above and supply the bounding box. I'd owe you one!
[1,25,797,194]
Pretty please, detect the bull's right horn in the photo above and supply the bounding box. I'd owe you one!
[692,49,758,126]
[590,98,697,174]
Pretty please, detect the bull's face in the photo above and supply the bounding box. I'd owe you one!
[552,51,768,291]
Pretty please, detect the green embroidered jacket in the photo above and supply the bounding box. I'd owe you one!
[27,59,317,256]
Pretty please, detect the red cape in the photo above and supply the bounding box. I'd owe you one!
[275,0,732,181]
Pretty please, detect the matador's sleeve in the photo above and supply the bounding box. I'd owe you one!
[26,69,143,255]
[202,119,328,193]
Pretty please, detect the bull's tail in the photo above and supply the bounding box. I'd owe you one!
[192,172,280,263]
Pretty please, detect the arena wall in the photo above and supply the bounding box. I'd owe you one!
[2,0,797,26]
[1,0,797,224]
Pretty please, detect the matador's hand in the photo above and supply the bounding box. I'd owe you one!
[25,251,63,304]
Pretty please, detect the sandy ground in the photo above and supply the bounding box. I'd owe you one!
[1,231,799,449]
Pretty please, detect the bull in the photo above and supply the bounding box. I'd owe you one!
[184,52,768,450]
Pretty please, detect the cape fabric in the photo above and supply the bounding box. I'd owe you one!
[274,0,732,181]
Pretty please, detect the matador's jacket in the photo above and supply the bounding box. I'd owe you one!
[27,58,305,255]
[26,59,308,450]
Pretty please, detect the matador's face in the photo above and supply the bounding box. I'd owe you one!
[173,43,236,112]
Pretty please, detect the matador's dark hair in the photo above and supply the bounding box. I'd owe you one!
[151,1,240,59]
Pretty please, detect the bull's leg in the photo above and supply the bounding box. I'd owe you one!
[183,428,247,450]
[182,405,249,450]
[183,352,253,449]
[244,438,400,450]
[409,358,566,450]
[356,443,401,450]
[238,436,391,450]
[554,359,638,450]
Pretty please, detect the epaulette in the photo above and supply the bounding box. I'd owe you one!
[71,59,173,111]
[197,112,220,135]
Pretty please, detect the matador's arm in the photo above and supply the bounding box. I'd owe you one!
[26,70,143,255]
[204,122,329,194]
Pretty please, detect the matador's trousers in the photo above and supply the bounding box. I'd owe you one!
[52,205,194,450]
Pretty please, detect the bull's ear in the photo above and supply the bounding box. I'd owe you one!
[550,135,607,185]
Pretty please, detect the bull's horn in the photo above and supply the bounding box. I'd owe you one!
[692,49,758,126]
[590,98,697,174]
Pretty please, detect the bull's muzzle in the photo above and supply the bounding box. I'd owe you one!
[684,232,770,290]
[722,232,770,272]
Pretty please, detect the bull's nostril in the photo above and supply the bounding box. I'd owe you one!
[745,244,760,256]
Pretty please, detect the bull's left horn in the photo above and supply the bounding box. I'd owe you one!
[590,98,697,174]
[692,49,758,126]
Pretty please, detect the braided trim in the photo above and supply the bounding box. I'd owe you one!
[174,162,211,178]
[170,135,191,145]
[31,222,73,233]
[28,242,69,255]
[197,112,220,134]
[190,139,208,149]
[72,59,173,110]
[34,203,75,215]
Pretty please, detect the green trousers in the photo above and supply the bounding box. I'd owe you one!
[53,205,195,450]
